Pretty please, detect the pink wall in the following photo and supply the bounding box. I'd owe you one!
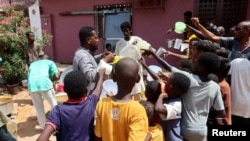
[41,0,249,66]
[247,0,250,20]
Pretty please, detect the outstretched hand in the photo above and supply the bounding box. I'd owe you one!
[141,49,154,57]
[103,51,115,63]
[191,17,200,27]
[138,57,147,67]
[98,68,106,77]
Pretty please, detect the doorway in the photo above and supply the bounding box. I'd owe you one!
[94,4,132,52]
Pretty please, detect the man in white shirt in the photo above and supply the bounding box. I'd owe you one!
[115,21,151,100]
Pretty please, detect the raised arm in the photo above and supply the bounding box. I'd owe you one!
[138,57,160,81]
[164,51,188,59]
[155,94,168,116]
[191,17,221,44]
[143,50,173,72]
[92,68,105,98]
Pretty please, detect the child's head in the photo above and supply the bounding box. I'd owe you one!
[139,100,155,126]
[105,43,112,52]
[192,52,221,76]
[216,57,231,81]
[190,40,216,63]
[207,73,219,83]
[64,70,89,99]
[165,72,191,98]
[177,59,193,73]
[145,81,161,103]
[112,57,140,94]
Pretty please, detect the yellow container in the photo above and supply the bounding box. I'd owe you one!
[0,95,14,115]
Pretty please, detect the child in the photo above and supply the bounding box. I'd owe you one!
[94,57,148,141]
[139,100,164,141]
[155,72,190,141]
[142,49,225,141]
[36,68,105,141]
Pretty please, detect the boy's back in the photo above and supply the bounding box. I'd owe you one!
[95,97,148,141]
[47,94,98,141]
[94,57,149,141]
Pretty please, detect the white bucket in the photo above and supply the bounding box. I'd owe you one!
[100,79,118,99]
[147,65,162,81]
[97,59,113,75]
[156,47,167,56]
[55,92,68,104]
[21,79,27,87]
[167,39,174,48]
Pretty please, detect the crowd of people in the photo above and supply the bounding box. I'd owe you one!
[1,8,249,141]
[34,13,250,141]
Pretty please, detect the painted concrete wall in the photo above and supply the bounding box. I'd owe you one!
[40,0,195,65]
[40,0,250,66]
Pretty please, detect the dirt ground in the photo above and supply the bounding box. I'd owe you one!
[9,88,56,141]
[4,63,71,141]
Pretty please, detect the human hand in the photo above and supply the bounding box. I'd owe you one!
[106,91,114,97]
[138,57,147,67]
[141,49,154,57]
[165,28,173,34]
[103,51,115,63]
[98,68,106,77]
[191,17,200,27]
[162,51,172,58]
[159,93,168,99]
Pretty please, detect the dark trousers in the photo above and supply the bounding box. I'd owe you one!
[232,115,250,126]
[0,125,16,141]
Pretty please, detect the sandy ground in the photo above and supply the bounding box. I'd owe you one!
[1,63,71,141]
[8,88,56,141]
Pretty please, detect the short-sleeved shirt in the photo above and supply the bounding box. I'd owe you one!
[220,37,250,60]
[149,124,164,141]
[94,97,148,141]
[46,94,98,141]
[25,42,44,65]
[171,67,224,141]
[28,59,58,93]
[72,47,101,95]
[229,58,250,118]
[160,98,183,141]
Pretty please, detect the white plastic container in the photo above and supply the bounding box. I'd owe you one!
[156,47,167,57]
[97,59,113,75]
[100,79,118,99]
[147,65,162,81]
[0,95,14,116]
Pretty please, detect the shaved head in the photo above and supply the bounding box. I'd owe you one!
[114,57,139,80]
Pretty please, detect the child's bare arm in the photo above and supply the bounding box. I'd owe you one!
[155,94,168,116]
[138,57,160,81]
[92,68,105,98]
[36,125,54,141]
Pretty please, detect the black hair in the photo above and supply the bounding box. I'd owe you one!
[139,100,155,126]
[64,70,88,99]
[207,73,219,83]
[197,52,221,74]
[79,26,95,45]
[145,81,161,102]
[195,40,217,53]
[120,21,132,30]
[178,59,193,73]
[216,57,231,80]
[41,54,50,59]
[26,31,33,37]
[171,72,190,95]
[183,11,192,18]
